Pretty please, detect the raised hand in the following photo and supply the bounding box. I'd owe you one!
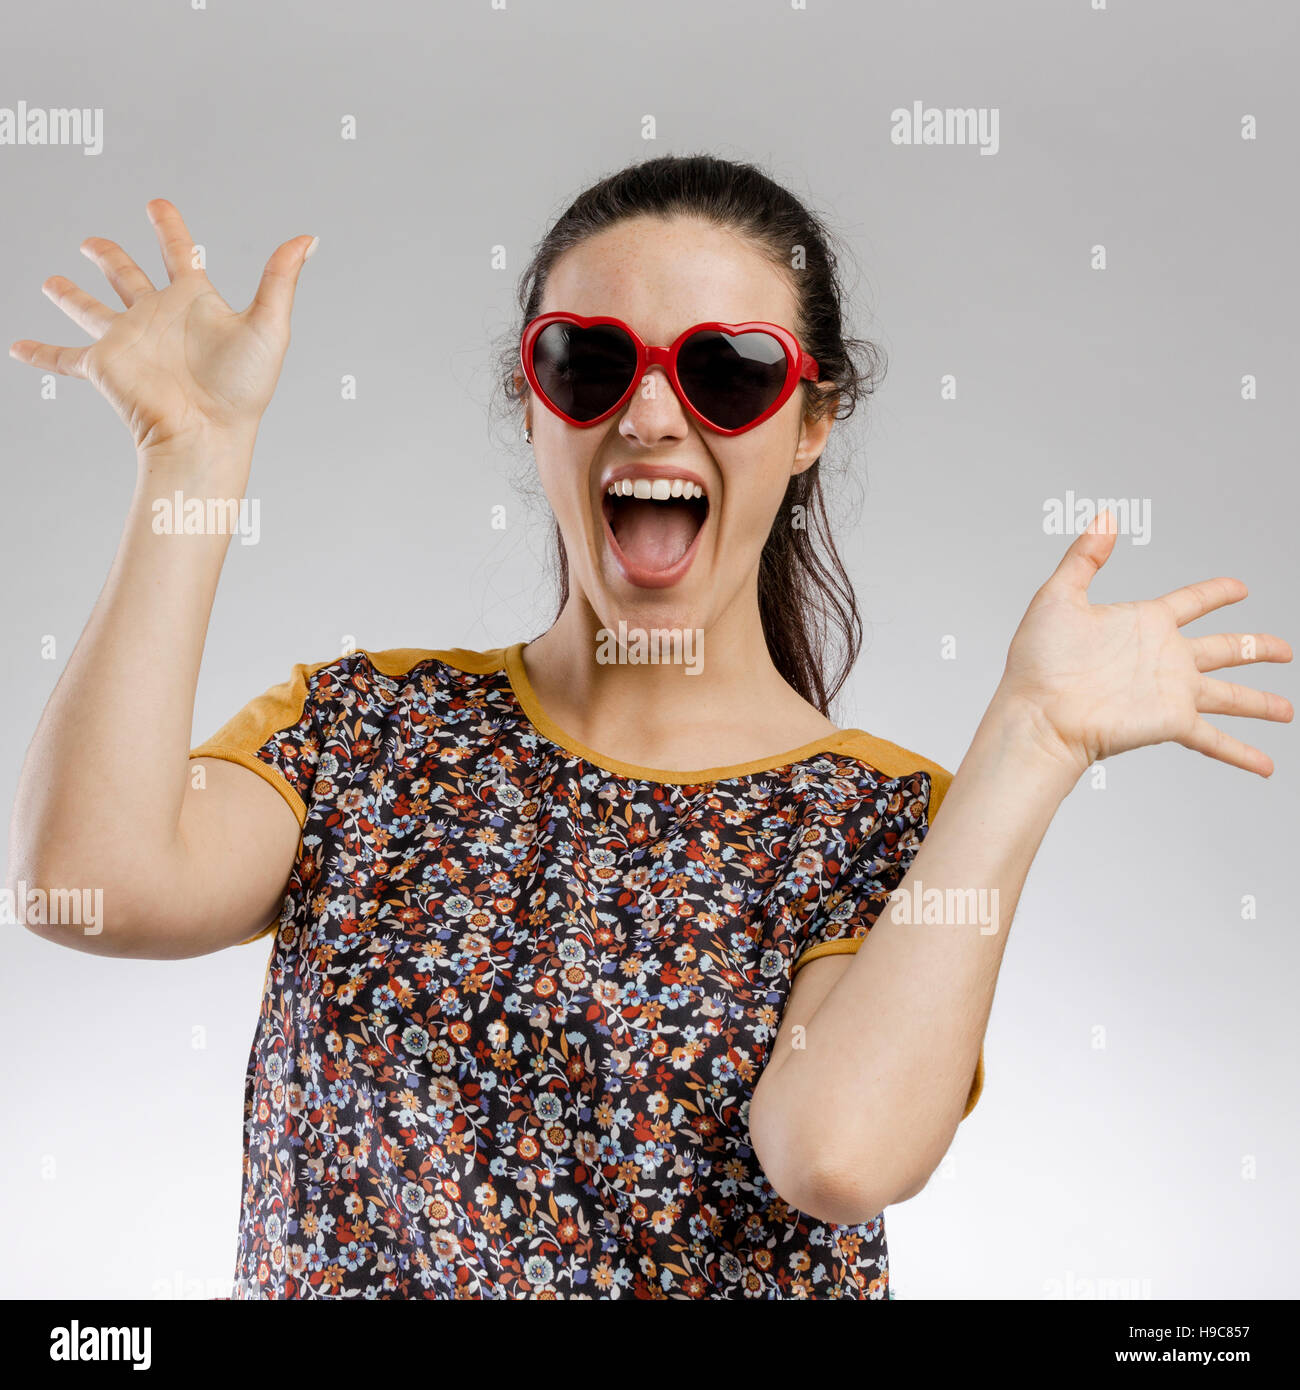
[8,199,315,455]
[998,511,1293,780]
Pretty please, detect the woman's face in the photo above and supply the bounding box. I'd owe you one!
[519,214,835,641]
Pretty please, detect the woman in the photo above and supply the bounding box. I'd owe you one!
[9,155,1291,1300]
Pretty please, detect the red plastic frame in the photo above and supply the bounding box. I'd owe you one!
[519,311,820,436]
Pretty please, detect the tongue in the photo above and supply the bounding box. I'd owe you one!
[612,499,700,571]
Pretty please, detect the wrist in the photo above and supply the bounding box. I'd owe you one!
[973,686,1087,804]
[134,428,257,498]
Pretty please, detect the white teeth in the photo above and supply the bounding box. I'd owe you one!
[604,477,707,502]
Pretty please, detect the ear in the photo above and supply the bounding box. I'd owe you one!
[792,382,837,475]
[513,365,533,435]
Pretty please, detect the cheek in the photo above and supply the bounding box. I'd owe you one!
[716,439,799,546]
[729,479,788,554]
[535,446,593,521]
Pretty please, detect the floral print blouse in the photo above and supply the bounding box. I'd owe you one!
[190,642,983,1300]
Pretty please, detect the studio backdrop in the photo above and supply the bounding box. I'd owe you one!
[1,0,1295,1299]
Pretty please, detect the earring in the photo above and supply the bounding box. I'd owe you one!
[525,428,533,444]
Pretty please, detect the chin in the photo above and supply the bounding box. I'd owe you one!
[595,591,704,639]
[590,611,708,676]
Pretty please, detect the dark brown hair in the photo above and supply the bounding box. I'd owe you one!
[496,153,885,716]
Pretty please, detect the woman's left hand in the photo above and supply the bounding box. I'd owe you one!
[996,510,1293,782]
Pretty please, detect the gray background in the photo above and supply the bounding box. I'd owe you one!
[1,0,1296,1299]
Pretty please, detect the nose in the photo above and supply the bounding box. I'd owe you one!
[618,365,691,446]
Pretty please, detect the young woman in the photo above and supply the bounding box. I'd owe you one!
[9,155,1290,1300]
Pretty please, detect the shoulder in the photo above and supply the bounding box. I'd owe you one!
[192,645,511,753]
[361,646,509,682]
[294,645,511,704]
[835,729,954,820]
[290,647,519,736]
[189,644,514,827]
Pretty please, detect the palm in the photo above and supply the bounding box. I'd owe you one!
[87,283,282,447]
[1001,515,1292,779]
[9,199,314,453]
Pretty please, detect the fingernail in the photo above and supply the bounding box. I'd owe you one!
[304,236,320,260]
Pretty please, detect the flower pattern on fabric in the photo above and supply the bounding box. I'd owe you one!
[198,649,956,1299]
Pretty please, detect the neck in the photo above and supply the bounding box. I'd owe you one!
[519,578,838,770]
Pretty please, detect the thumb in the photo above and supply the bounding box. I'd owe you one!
[1045,506,1119,597]
[247,234,317,334]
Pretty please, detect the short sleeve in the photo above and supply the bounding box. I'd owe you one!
[188,656,349,943]
[791,768,936,976]
[790,758,985,1120]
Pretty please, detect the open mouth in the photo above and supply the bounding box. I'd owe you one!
[601,477,710,581]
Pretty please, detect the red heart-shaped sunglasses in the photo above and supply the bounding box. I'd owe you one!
[519,311,820,436]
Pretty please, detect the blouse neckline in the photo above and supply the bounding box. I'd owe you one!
[500,640,870,785]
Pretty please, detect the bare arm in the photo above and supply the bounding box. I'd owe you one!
[751,517,1293,1224]
[750,699,1072,1223]
[6,200,315,958]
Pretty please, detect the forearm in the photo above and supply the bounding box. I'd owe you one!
[8,435,255,889]
[761,691,1082,1216]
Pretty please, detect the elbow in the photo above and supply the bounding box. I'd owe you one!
[750,1084,946,1225]
[5,846,135,955]
[776,1154,931,1227]
[787,1173,891,1229]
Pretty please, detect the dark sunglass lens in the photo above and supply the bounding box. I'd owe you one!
[676,330,789,430]
[531,322,638,422]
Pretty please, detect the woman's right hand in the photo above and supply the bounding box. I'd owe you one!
[8,198,316,456]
